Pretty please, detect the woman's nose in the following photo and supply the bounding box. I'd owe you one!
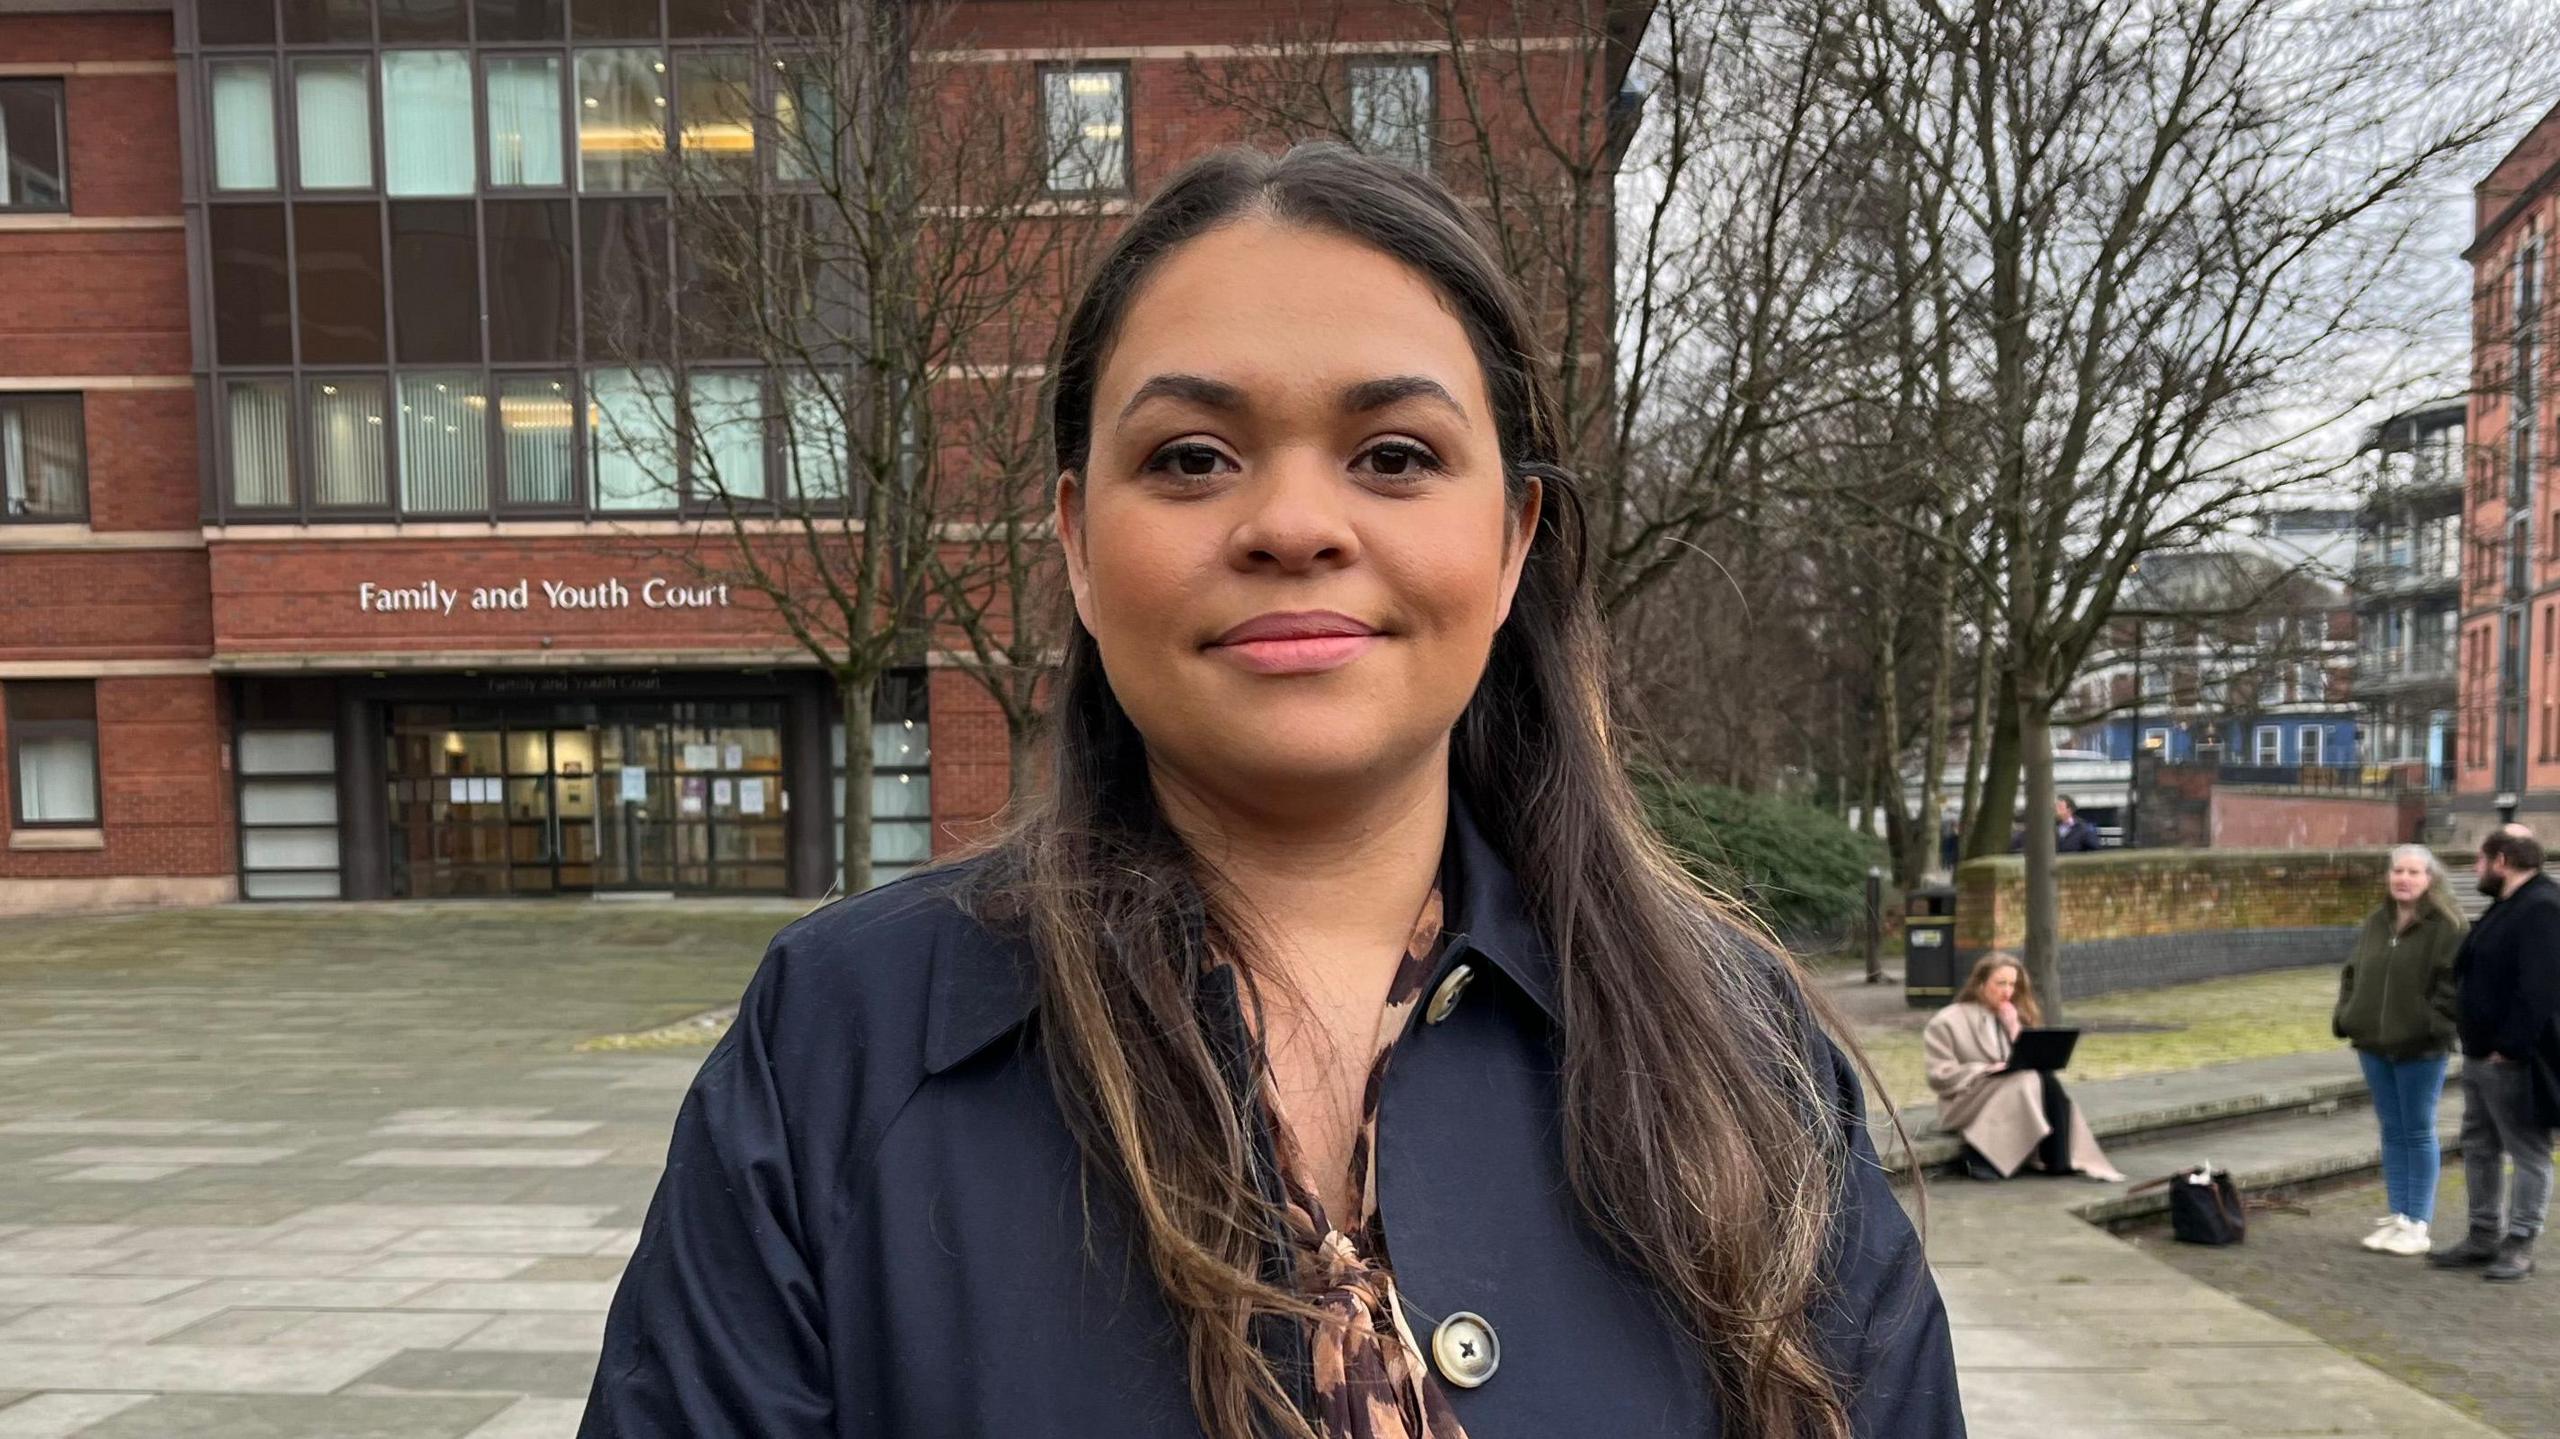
[1230,450,1358,572]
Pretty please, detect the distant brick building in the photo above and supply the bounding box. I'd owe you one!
[1,0,1638,912]
[2457,101,2560,841]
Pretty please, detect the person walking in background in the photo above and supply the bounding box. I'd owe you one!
[2335,844,2465,1258]
[1924,954,2125,1182]
[2012,797,2103,855]
[2431,826,2560,1282]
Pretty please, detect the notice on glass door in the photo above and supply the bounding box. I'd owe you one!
[680,777,706,816]
[739,779,765,815]
[619,765,648,803]
[723,743,744,770]
[681,742,718,772]
[713,779,735,808]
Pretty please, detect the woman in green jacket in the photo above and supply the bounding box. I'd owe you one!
[2335,843,2465,1256]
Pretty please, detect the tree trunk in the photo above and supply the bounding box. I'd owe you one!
[1963,668,2021,860]
[1956,576,1997,851]
[2018,691,2063,1023]
[1914,557,1956,883]
[1006,705,1042,810]
[838,673,875,896]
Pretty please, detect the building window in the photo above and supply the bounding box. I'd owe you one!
[1041,66,1127,195]
[675,50,755,187]
[397,372,489,512]
[2301,727,2325,767]
[210,61,282,191]
[2142,727,2171,754]
[308,376,389,506]
[588,366,668,509]
[0,80,70,212]
[227,378,296,507]
[498,373,577,505]
[2254,726,2282,766]
[5,681,100,828]
[687,371,765,500]
[390,200,481,362]
[772,53,834,184]
[1,394,85,521]
[1348,59,1433,172]
[781,374,847,503]
[295,202,389,362]
[383,50,475,196]
[293,58,374,190]
[486,55,566,187]
[485,198,575,360]
[576,48,667,192]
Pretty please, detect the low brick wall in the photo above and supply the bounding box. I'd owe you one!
[1945,850,2388,1001]
[2210,788,2426,848]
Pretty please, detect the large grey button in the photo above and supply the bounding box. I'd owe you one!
[1424,964,1475,1025]
[1432,1311,1499,1388]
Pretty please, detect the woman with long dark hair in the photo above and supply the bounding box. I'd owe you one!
[581,144,1962,1439]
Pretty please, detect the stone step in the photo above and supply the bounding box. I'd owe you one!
[2076,1098,2457,1228]
[1882,1062,2377,1178]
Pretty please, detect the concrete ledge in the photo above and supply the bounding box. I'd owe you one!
[0,875,236,917]
[1881,1069,2377,1177]
[7,827,105,851]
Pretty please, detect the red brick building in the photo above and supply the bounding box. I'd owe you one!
[2457,100,2560,840]
[2,0,1638,912]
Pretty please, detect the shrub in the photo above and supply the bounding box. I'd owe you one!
[1636,773,1887,942]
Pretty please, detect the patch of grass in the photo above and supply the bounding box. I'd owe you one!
[1853,963,2340,1113]
[574,1006,737,1052]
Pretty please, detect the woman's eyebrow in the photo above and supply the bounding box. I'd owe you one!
[1340,375,1466,421]
[1117,373,1247,428]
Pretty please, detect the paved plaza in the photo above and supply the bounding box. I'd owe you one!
[2140,1170,2559,1436]
[0,904,2529,1437]
[0,902,783,1438]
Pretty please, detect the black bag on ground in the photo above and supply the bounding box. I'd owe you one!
[2129,1165,2247,1246]
[2164,1165,2246,1246]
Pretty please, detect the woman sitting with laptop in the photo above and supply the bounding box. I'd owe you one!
[1924,954,2125,1182]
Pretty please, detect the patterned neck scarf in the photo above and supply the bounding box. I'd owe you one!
[1217,883,1470,1439]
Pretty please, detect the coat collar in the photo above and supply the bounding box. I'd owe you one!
[923,790,1559,1075]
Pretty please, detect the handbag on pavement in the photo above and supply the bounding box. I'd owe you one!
[2128,1165,2247,1246]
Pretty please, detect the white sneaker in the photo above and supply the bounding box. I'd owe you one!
[2362,1216,2404,1252]
[2378,1219,2433,1257]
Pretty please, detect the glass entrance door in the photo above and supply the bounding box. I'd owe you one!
[387,698,789,896]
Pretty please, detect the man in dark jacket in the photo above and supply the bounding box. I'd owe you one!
[2430,826,2560,1282]
[2012,797,2104,855]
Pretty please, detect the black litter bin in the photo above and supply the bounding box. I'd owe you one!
[1903,885,1958,1009]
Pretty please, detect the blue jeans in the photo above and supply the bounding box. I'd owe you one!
[2359,1051,2450,1223]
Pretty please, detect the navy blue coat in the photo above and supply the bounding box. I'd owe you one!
[580,806,1965,1437]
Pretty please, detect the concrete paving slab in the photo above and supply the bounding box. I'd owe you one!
[459,1397,587,1439]
[71,1393,510,1439]
[0,1393,153,1437]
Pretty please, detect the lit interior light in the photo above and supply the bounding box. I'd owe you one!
[1068,74,1116,95]
[321,384,338,395]
[583,96,600,108]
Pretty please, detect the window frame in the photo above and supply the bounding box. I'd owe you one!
[0,78,73,214]
[0,392,90,524]
[1346,56,1436,173]
[1036,62,1132,197]
[4,680,103,831]
[2253,724,2283,767]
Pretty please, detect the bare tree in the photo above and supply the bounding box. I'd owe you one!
[1843,0,2552,1014]
[591,0,1112,890]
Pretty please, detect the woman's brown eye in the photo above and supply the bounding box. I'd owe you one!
[1364,443,1437,477]
[1177,448,1220,476]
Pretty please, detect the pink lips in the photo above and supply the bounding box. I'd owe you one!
[1206,610,1383,675]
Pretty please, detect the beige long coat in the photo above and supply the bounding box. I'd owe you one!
[1922,1001,2122,1179]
